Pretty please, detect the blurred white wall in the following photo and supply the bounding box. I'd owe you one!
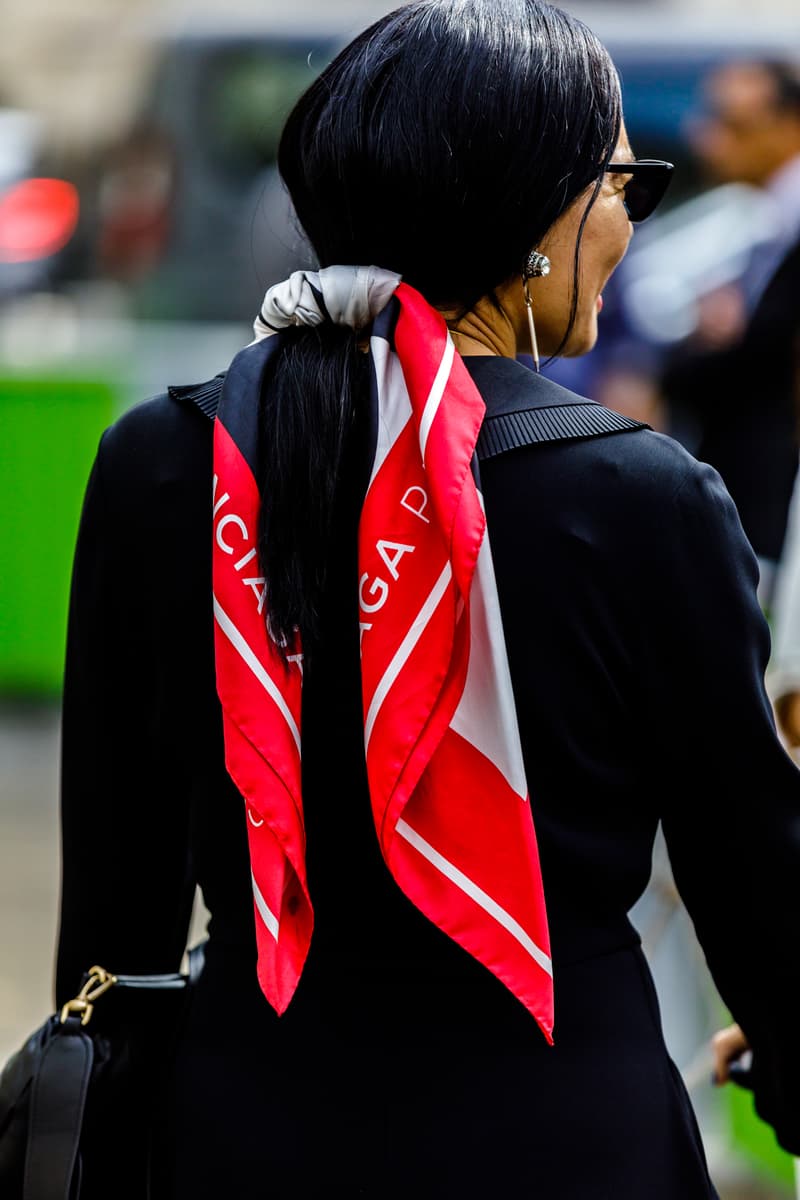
[1,0,158,154]
[4,0,800,160]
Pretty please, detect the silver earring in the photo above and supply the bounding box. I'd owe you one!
[523,250,551,372]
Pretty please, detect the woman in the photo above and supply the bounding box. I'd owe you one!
[57,2,800,1197]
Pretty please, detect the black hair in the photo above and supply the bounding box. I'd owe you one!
[259,0,621,657]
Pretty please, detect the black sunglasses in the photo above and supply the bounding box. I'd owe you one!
[605,159,674,223]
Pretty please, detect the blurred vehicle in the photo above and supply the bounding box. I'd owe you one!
[0,107,80,303]
[79,5,412,325]
[87,28,340,323]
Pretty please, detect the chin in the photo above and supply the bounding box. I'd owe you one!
[561,318,599,359]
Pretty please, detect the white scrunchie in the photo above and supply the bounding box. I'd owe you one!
[253,265,402,341]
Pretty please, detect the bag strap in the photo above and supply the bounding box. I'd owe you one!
[23,1020,94,1200]
[109,941,206,991]
[111,972,188,990]
[171,373,647,457]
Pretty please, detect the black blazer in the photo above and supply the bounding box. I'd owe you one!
[57,355,800,1197]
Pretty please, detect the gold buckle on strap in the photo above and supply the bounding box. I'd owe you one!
[60,965,118,1026]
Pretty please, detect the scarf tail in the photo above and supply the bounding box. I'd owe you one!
[360,285,553,1040]
[213,410,311,1016]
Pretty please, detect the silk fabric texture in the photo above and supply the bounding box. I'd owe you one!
[212,267,554,1040]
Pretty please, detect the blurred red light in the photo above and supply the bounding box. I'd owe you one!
[0,177,80,264]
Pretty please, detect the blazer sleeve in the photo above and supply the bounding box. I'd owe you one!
[56,428,197,1008]
[647,458,800,1154]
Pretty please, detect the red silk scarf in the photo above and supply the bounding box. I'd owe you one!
[212,282,554,1041]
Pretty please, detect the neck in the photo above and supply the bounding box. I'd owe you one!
[441,292,519,358]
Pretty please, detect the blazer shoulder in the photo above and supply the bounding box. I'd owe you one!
[570,424,728,515]
[487,405,724,525]
[575,428,746,549]
[96,385,215,512]
[615,427,722,501]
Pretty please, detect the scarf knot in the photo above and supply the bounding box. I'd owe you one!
[254,265,402,340]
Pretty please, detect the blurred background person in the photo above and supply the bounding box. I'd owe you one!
[660,59,800,608]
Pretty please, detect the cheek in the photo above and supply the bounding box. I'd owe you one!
[580,220,628,293]
[603,208,632,278]
[610,198,633,255]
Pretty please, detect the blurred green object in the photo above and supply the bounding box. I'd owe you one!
[728,1079,796,1190]
[0,376,114,694]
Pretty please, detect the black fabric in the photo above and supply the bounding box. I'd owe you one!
[169,364,648,458]
[661,235,800,564]
[57,354,800,1198]
[0,1017,93,1200]
[24,1021,93,1200]
[167,376,225,421]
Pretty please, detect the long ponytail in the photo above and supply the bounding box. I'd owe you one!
[257,325,366,659]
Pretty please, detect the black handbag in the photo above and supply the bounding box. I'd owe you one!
[0,941,205,1200]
